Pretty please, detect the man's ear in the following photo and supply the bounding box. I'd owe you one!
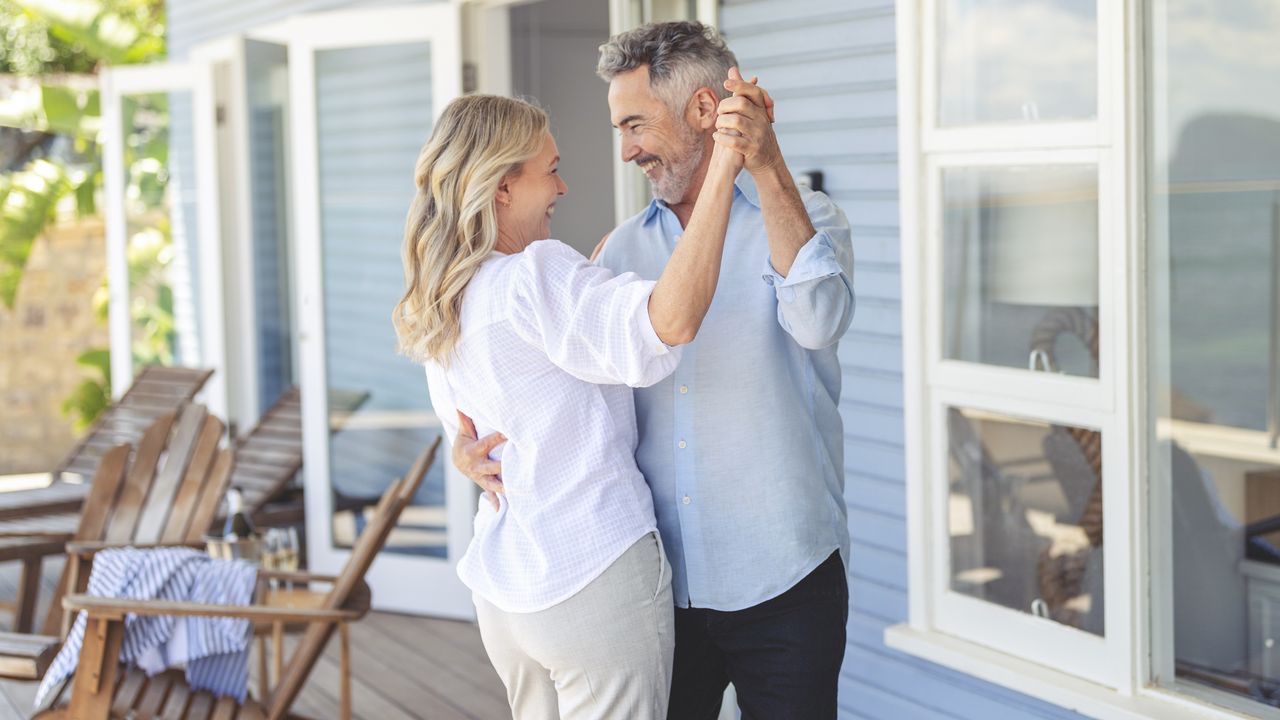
[688,87,720,131]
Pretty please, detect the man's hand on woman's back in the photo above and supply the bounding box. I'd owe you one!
[453,410,506,511]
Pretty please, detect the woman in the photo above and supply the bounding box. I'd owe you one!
[393,93,743,719]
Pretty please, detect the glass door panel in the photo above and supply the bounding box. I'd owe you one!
[121,90,201,372]
[289,4,469,618]
[101,65,205,402]
[245,40,295,418]
[313,41,442,557]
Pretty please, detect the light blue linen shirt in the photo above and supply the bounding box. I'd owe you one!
[596,174,855,611]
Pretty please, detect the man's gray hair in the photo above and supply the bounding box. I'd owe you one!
[597,21,738,115]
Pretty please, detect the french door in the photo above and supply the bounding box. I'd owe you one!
[284,4,473,618]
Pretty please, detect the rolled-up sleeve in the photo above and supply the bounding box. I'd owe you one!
[508,240,682,388]
[761,192,856,350]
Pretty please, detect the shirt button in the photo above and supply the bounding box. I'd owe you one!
[679,385,688,394]
[682,495,691,505]
[678,439,687,449]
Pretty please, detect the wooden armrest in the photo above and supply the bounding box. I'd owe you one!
[65,540,205,557]
[0,531,73,540]
[62,594,367,623]
[257,570,339,584]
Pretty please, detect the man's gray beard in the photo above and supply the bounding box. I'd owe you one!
[649,133,706,205]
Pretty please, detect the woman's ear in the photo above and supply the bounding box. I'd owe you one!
[495,176,513,208]
[689,87,719,131]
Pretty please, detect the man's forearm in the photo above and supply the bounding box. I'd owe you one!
[754,163,816,278]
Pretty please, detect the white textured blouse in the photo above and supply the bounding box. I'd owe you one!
[424,239,681,613]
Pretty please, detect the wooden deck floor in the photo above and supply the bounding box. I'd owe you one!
[0,558,509,719]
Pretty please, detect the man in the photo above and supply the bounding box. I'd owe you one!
[454,21,855,719]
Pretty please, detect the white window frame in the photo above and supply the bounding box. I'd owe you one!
[889,0,1275,717]
[899,0,1136,690]
[284,3,474,619]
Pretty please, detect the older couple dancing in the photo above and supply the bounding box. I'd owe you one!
[393,21,854,720]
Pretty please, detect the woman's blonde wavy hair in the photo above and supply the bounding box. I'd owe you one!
[394,95,549,364]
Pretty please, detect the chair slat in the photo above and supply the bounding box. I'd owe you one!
[211,696,237,720]
[103,413,176,544]
[185,448,236,542]
[134,405,210,543]
[185,691,215,720]
[41,444,132,636]
[135,669,175,716]
[161,675,191,719]
[163,417,227,542]
[111,668,149,715]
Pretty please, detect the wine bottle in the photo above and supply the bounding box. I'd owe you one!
[222,487,255,540]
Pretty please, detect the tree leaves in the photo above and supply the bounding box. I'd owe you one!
[15,0,165,66]
[0,158,69,306]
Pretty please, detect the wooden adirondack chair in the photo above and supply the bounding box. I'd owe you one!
[34,437,440,720]
[55,366,214,483]
[0,404,234,682]
[0,368,215,616]
[231,387,370,527]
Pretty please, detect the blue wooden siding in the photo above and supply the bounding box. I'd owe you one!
[718,1,1081,717]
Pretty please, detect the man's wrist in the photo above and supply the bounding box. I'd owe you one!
[749,156,792,187]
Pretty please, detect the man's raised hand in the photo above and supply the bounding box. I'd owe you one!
[713,67,783,174]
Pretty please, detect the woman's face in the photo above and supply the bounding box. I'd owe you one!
[496,132,568,252]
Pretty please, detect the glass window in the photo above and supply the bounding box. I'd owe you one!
[1147,0,1280,708]
[938,0,1097,126]
[948,406,1104,636]
[942,165,1100,376]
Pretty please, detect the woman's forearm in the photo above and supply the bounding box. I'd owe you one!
[648,145,740,345]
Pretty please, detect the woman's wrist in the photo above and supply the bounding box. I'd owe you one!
[709,143,744,175]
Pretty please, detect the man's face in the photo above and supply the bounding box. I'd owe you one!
[608,65,706,205]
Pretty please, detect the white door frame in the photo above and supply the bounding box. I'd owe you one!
[100,63,231,422]
[286,3,472,618]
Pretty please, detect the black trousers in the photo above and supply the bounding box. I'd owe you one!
[667,551,848,720]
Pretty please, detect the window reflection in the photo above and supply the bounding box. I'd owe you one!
[939,0,1097,126]
[1148,0,1280,707]
[948,407,1104,635]
[942,165,1100,376]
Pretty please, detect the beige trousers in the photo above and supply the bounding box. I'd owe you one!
[473,532,675,720]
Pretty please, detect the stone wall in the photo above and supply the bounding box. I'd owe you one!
[0,219,107,474]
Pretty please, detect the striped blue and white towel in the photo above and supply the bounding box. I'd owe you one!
[35,547,258,707]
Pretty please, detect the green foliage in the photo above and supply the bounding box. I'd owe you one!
[15,0,165,66]
[0,158,68,305]
[0,0,97,74]
[0,0,171,429]
[61,347,111,431]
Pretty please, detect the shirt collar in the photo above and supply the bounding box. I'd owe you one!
[640,171,760,226]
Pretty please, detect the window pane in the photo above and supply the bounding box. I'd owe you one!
[1147,1,1280,706]
[942,165,1100,376]
[948,407,1104,636]
[938,0,1097,126]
